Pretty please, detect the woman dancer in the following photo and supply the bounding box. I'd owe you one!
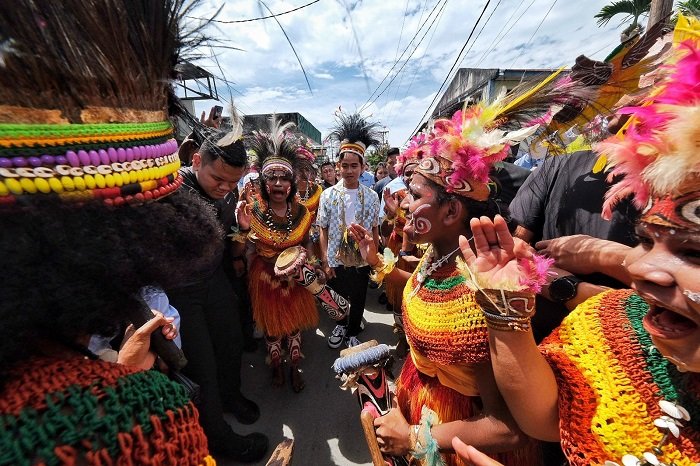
[458,18,700,465]
[235,119,317,392]
[348,97,555,465]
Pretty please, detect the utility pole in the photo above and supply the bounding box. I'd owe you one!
[648,0,673,29]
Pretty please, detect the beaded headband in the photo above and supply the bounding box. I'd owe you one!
[339,141,366,158]
[0,120,182,207]
[261,157,294,177]
[596,14,700,231]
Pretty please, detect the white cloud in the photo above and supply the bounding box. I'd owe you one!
[190,0,627,145]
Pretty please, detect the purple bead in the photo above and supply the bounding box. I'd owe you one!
[78,150,90,166]
[125,147,134,162]
[28,157,42,167]
[146,145,154,159]
[108,147,118,163]
[0,158,11,168]
[89,150,100,166]
[168,140,177,153]
[41,155,55,165]
[12,157,27,167]
[66,151,80,167]
[55,155,68,165]
[135,146,144,159]
[117,148,126,162]
[99,149,110,165]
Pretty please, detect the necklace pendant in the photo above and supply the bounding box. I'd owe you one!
[416,272,425,283]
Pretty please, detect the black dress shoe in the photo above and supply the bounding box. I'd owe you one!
[210,432,269,463]
[224,393,261,424]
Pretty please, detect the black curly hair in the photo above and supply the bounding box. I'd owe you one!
[0,191,222,381]
[429,176,507,227]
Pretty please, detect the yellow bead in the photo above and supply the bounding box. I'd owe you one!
[121,171,131,185]
[95,173,106,188]
[35,177,51,193]
[73,176,86,191]
[61,176,75,191]
[84,174,96,189]
[5,178,23,195]
[114,172,124,187]
[0,180,9,196]
[105,174,115,188]
[20,178,37,194]
[49,177,64,193]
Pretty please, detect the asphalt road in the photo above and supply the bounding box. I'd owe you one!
[221,286,405,466]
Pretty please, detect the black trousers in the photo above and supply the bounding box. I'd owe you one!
[167,265,243,446]
[329,265,370,337]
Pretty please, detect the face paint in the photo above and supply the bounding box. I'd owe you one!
[408,204,432,235]
[683,289,700,304]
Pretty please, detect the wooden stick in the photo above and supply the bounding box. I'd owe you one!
[360,410,385,466]
[265,438,294,466]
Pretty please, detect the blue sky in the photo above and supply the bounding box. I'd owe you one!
[186,0,630,148]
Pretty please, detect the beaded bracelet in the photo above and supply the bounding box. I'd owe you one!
[474,289,536,332]
[409,406,445,466]
[369,248,398,285]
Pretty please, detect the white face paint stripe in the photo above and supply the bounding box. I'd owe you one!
[410,204,433,234]
[683,289,700,304]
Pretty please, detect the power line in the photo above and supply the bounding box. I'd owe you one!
[509,0,560,69]
[457,0,504,68]
[475,0,535,68]
[189,0,321,24]
[394,0,411,61]
[408,0,492,140]
[385,0,447,127]
[359,0,448,111]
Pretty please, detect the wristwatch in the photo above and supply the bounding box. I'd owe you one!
[549,275,582,303]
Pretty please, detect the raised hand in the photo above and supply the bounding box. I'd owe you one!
[347,223,378,266]
[459,215,534,287]
[200,106,221,129]
[236,200,251,231]
[383,187,399,219]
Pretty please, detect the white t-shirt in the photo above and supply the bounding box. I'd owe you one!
[343,188,358,225]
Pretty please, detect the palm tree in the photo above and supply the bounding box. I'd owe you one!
[674,0,700,20]
[595,0,652,40]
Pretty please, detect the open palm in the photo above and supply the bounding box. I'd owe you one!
[459,215,533,287]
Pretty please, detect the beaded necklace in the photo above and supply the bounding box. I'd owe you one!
[339,183,366,228]
[409,245,461,301]
[299,180,312,202]
[261,201,293,247]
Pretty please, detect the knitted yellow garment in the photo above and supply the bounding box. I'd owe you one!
[541,289,700,465]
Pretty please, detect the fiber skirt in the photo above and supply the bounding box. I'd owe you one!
[249,257,319,337]
[395,356,542,466]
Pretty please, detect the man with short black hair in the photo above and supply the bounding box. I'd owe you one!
[169,130,269,463]
[320,161,337,189]
[373,147,399,196]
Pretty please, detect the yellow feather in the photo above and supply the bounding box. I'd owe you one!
[498,66,567,115]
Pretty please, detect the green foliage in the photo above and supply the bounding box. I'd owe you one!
[365,145,390,169]
[595,0,651,28]
[674,0,700,21]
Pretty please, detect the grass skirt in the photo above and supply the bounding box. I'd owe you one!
[249,257,318,337]
[396,356,542,466]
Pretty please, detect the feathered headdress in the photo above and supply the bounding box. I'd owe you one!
[0,0,206,207]
[247,115,299,177]
[329,110,381,160]
[596,14,700,231]
[396,131,432,175]
[414,68,592,200]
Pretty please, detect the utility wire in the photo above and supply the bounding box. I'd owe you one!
[457,0,504,68]
[408,0,492,141]
[361,0,449,113]
[359,0,448,110]
[190,0,321,23]
[394,0,411,61]
[475,0,534,68]
[509,0,560,69]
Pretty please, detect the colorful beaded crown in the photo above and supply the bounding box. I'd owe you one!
[596,14,700,231]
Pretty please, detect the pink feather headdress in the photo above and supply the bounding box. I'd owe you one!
[596,15,700,230]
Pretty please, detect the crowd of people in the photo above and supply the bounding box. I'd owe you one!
[1,1,699,466]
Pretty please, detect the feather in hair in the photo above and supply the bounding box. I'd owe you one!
[0,0,208,123]
[216,103,244,147]
[329,111,381,148]
[248,115,299,170]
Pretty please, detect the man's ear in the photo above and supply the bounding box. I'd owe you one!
[192,152,202,171]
